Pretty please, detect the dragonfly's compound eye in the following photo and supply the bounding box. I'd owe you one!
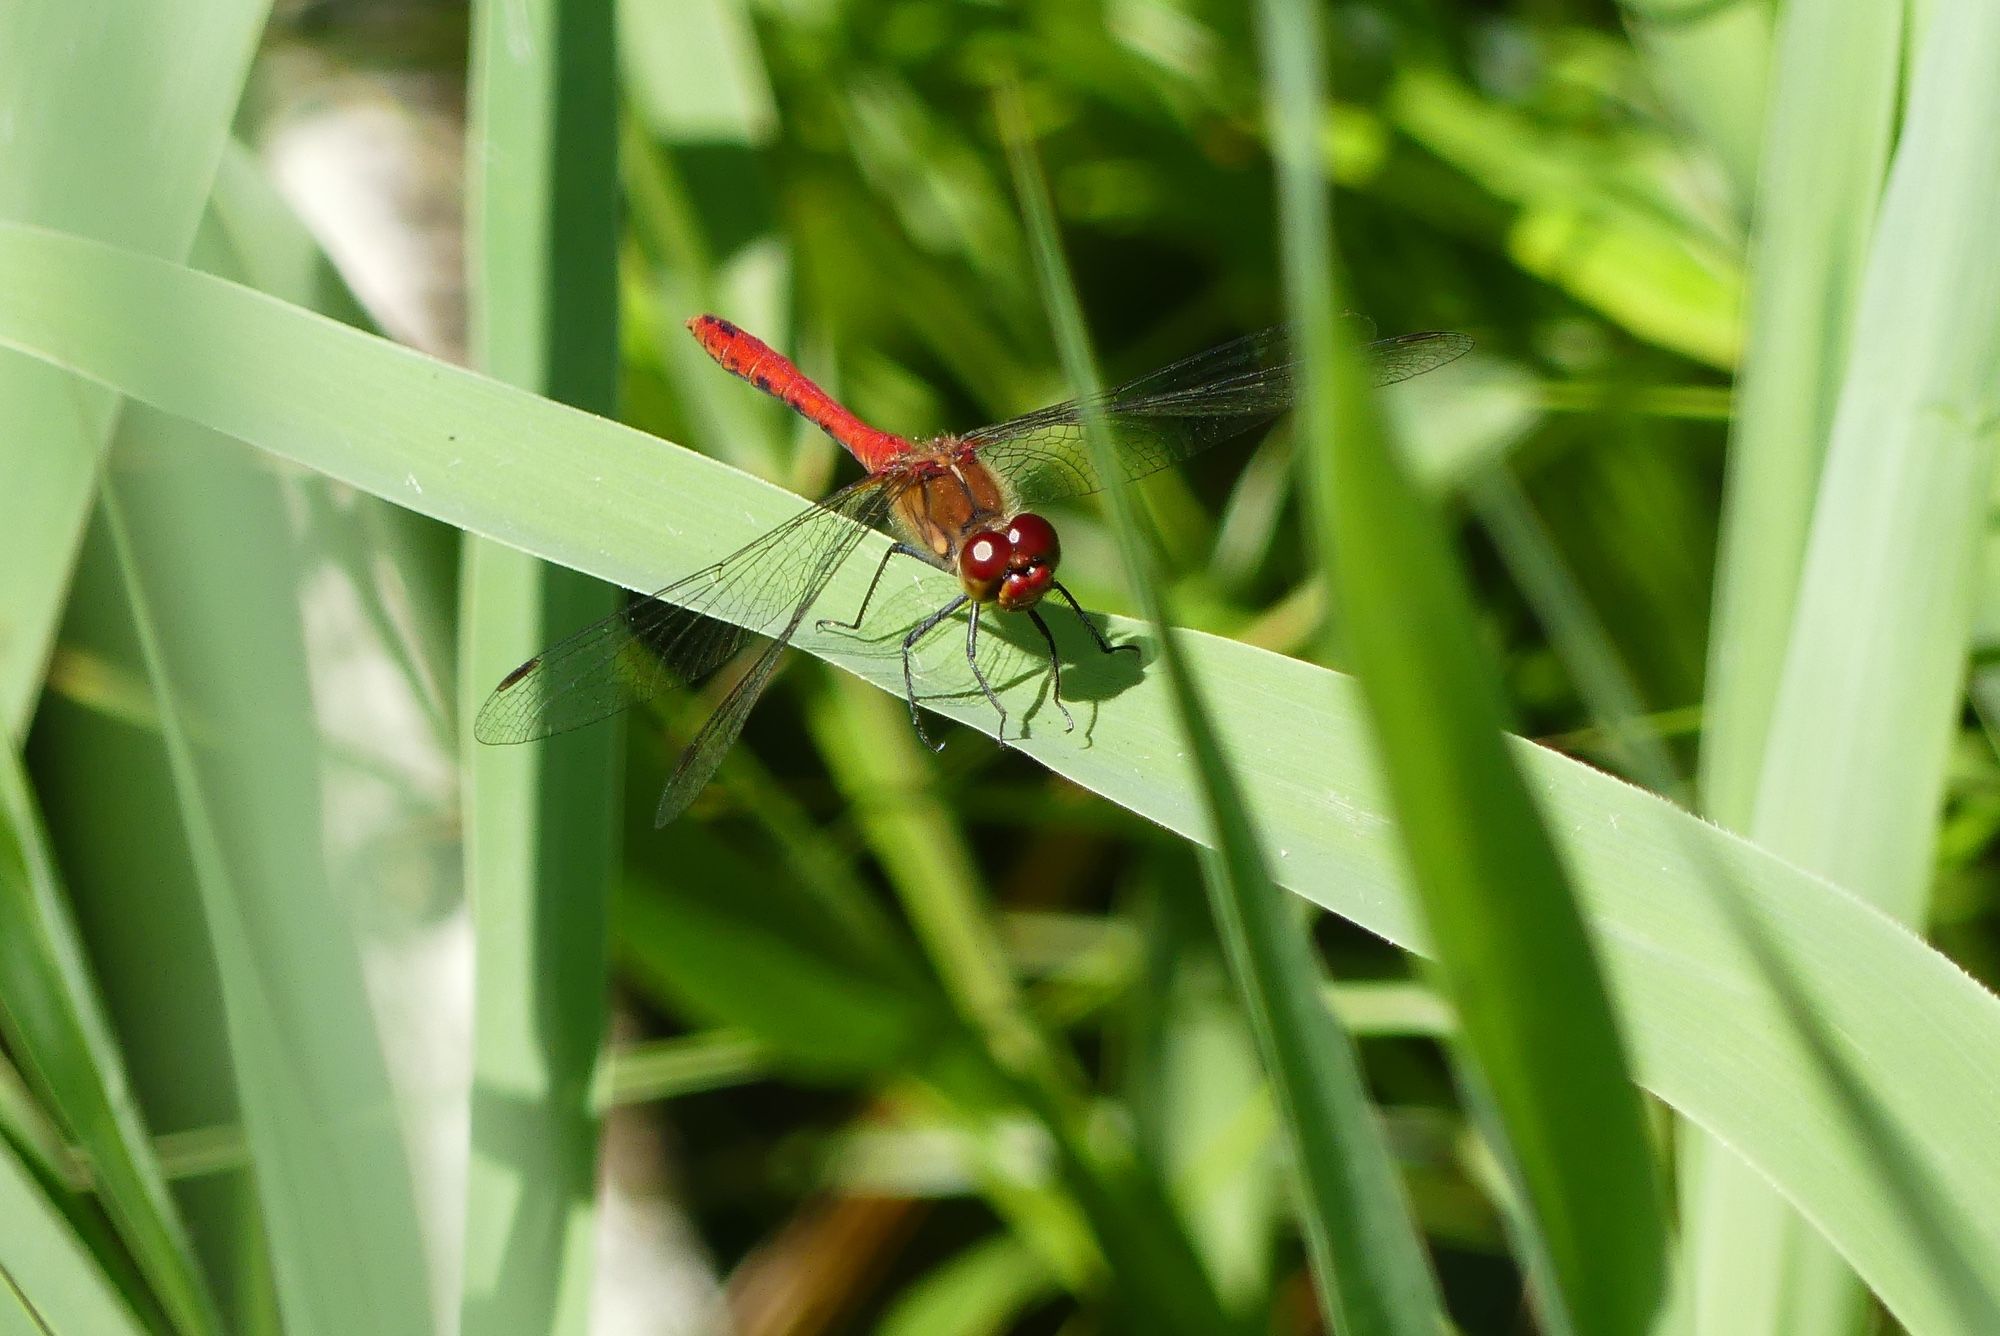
[993,513,1060,610]
[1005,513,1060,572]
[959,530,1009,602]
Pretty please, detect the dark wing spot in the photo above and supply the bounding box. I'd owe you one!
[496,657,540,691]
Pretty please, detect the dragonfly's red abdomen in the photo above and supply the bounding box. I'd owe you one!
[687,314,909,472]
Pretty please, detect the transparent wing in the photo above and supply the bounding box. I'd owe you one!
[473,477,899,748]
[961,328,1474,506]
[651,624,794,827]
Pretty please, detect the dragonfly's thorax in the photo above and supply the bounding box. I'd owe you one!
[890,450,1010,564]
[889,449,1058,608]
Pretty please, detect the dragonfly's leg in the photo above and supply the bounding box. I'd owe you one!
[902,594,968,752]
[964,606,1007,740]
[1050,580,1138,656]
[1026,608,1075,733]
[817,542,921,634]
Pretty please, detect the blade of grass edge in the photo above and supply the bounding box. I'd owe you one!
[1253,1,1667,1331]
[1000,87,1446,1336]
[0,752,221,1335]
[1680,0,1904,1329]
[1695,0,1901,830]
[0,1136,146,1336]
[98,475,431,1336]
[1472,470,2000,1334]
[459,0,621,1332]
[1695,1,2000,1330]
[0,0,271,739]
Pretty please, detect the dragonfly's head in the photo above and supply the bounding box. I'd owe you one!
[959,513,1060,610]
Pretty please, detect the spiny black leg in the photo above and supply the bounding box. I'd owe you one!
[817,542,921,634]
[964,606,1008,739]
[1026,608,1075,732]
[902,594,967,751]
[1050,580,1137,656]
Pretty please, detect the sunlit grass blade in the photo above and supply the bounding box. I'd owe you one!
[603,1031,768,1106]
[1474,464,2000,1334]
[875,1235,1053,1336]
[98,458,431,1334]
[97,202,433,1333]
[1696,0,1902,834]
[0,752,221,1335]
[0,1049,70,1185]
[459,2,621,1332]
[1003,86,1445,1336]
[1258,1,1667,1330]
[1678,0,1907,1325]
[0,0,269,738]
[5,225,2000,1328]
[1689,1,2000,1329]
[0,1138,147,1336]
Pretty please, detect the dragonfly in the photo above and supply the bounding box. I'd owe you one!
[475,315,1473,826]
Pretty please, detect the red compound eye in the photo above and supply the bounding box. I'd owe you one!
[959,530,1009,602]
[1006,513,1060,570]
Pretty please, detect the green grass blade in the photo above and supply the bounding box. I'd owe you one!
[5,226,2000,1329]
[1259,1,1666,1330]
[0,1139,146,1336]
[87,177,432,1336]
[1689,1,2000,1329]
[97,457,431,1335]
[0,0,269,738]
[603,1032,768,1106]
[1476,457,2000,1334]
[1003,86,1445,1336]
[1697,0,1902,832]
[0,753,221,1335]
[1679,0,1907,1321]
[459,1,622,1332]
[0,1049,71,1188]
[876,1236,1053,1336]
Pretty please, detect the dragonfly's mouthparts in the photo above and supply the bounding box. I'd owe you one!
[997,564,1054,610]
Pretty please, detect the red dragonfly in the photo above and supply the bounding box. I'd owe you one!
[475,315,1472,825]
